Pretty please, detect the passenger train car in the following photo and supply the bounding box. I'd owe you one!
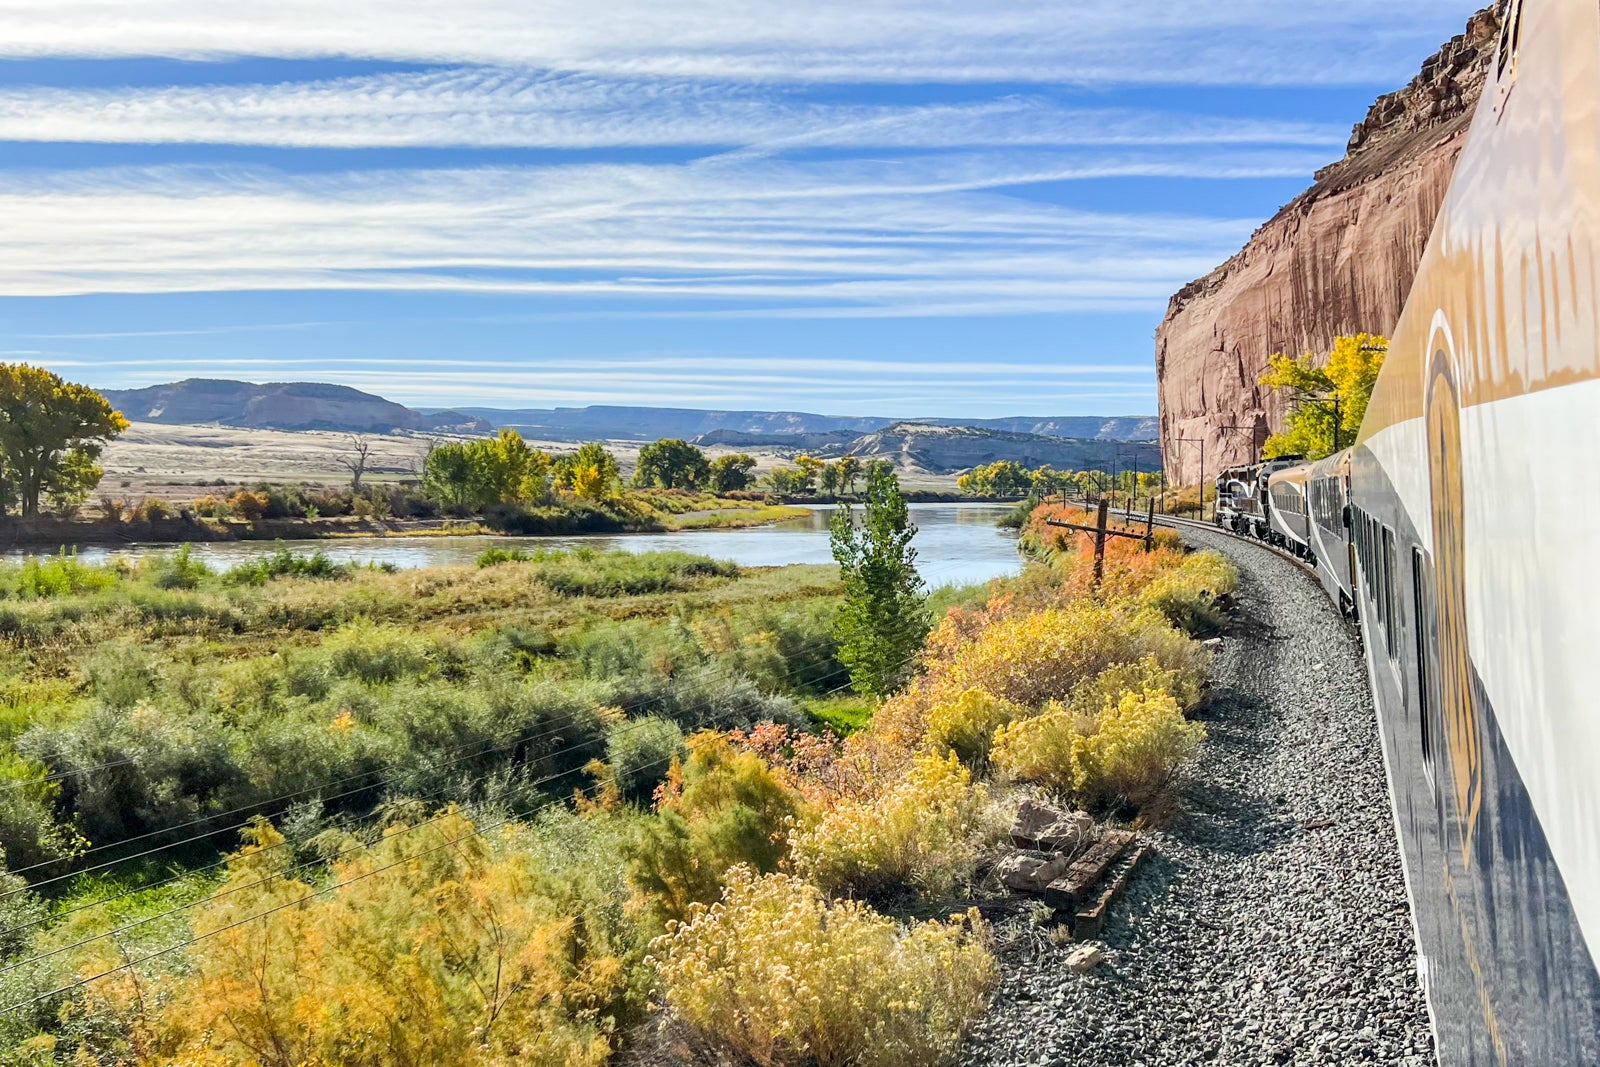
[1234,1,1600,1061]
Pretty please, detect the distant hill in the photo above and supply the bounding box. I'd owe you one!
[96,381,1158,454]
[837,423,1161,476]
[453,406,1157,443]
[918,416,1158,441]
[103,380,492,435]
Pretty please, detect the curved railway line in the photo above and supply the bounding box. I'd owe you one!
[964,522,1431,1066]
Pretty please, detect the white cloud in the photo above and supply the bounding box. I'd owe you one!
[0,1,1479,86]
[0,151,1305,308]
[0,70,1347,150]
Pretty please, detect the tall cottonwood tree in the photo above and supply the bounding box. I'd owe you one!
[0,364,127,517]
[633,439,710,490]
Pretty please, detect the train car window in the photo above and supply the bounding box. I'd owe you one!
[1370,518,1385,629]
[1412,548,1437,781]
[1381,527,1398,656]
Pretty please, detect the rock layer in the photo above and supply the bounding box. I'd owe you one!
[1155,4,1503,484]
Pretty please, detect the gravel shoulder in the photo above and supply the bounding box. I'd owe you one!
[962,525,1434,1067]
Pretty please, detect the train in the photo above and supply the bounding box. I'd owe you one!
[1349,0,1600,1053]
[1206,2,1600,1061]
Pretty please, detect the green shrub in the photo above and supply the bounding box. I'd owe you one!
[652,866,994,1067]
[532,550,737,598]
[148,544,211,590]
[7,552,117,599]
[19,703,246,845]
[628,733,802,925]
[606,715,686,804]
[0,755,84,872]
[320,617,435,685]
[84,643,155,710]
[224,546,347,586]
[477,546,532,567]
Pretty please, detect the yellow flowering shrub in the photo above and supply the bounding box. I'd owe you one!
[924,688,1029,764]
[1067,654,1201,717]
[992,688,1204,811]
[788,752,997,899]
[926,600,1205,713]
[92,813,633,1067]
[651,866,994,1067]
[855,597,1208,783]
[986,700,1089,797]
[1138,550,1239,633]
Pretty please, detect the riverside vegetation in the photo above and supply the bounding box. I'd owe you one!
[0,492,1236,1066]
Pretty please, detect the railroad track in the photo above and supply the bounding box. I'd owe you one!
[1151,511,1321,578]
[1057,498,1321,579]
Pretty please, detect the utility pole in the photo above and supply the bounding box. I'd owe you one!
[1045,497,1157,588]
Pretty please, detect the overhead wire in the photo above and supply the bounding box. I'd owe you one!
[0,628,940,957]
[0,647,930,1014]
[0,535,1005,1007]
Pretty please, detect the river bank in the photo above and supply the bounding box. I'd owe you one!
[0,503,1025,588]
[0,500,809,551]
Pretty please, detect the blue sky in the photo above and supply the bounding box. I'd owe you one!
[0,1,1483,417]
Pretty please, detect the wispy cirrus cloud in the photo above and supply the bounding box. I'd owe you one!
[0,151,1311,305]
[0,0,1484,411]
[25,351,1162,409]
[0,70,1347,150]
[0,0,1475,86]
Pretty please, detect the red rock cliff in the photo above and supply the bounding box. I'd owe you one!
[1155,5,1503,484]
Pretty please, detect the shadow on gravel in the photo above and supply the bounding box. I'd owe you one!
[1165,777,1298,858]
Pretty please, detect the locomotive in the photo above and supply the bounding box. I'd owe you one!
[1206,2,1599,1060]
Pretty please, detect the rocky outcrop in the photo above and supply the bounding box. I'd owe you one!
[1155,5,1503,483]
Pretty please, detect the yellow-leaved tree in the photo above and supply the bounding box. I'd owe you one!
[1259,333,1388,460]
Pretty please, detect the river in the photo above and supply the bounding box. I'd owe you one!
[21,503,1024,589]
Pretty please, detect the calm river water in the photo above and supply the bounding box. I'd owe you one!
[26,503,1023,589]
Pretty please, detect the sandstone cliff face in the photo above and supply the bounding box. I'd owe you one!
[1155,5,1503,483]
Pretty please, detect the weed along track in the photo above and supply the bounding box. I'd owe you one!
[962,524,1431,1067]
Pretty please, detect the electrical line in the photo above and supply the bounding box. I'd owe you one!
[0,545,995,1004]
[0,643,921,979]
[0,653,911,1014]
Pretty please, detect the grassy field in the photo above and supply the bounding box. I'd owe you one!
[0,505,1238,1067]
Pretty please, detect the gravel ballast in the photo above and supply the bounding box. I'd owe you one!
[961,524,1434,1067]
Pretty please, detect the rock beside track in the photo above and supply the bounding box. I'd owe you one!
[961,525,1434,1067]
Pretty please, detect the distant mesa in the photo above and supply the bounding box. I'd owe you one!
[840,422,1160,477]
[457,405,1158,445]
[101,379,492,435]
[96,382,1159,476]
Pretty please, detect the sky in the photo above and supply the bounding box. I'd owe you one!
[0,1,1483,417]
